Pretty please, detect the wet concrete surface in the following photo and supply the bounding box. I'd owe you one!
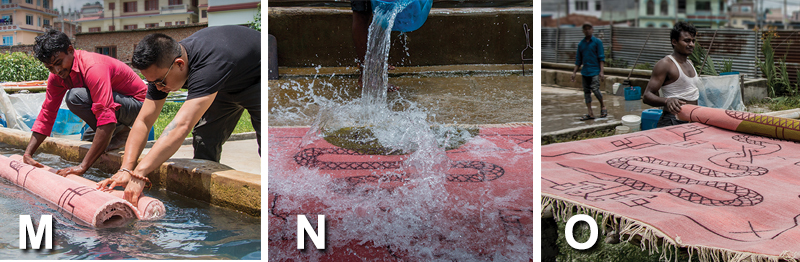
[269,73,534,126]
[542,84,658,133]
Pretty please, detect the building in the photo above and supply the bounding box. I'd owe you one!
[79,0,200,33]
[0,0,58,46]
[623,0,728,28]
[197,0,206,23]
[206,0,257,26]
[569,0,603,18]
[728,0,755,29]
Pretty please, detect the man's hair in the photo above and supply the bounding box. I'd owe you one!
[131,33,181,70]
[33,29,71,63]
[670,22,697,48]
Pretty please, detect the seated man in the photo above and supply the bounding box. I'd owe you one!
[96,25,261,206]
[643,22,699,127]
[23,29,147,176]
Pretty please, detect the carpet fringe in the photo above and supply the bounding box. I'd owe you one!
[542,195,800,262]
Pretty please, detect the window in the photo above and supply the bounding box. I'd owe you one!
[678,0,686,13]
[145,0,157,11]
[741,6,750,13]
[165,22,172,26]
[2,36,11,46]
[25,15,32,25]
[145,23,158,28]
[661,23,669,28]
[647,23,655,28]
[0,15,10,25]
[123,24,137,30]
[36,0,39,6]
[696,1,711,12]
[168,0,182,5]
[733,20,737,25]
[88,27,100,32]
[660,0,668,15]
[576,1,588,11]
[123,1,137,12]
[108,25,114,31]
[177,21,185,25]
[43,0,48,8]
[720,2,725,12]
[25,0,31,4]
[95,46,117,58]
[647,0,654,15]
[595,0,601,11]
[109,3,115,10]
[43,19,48,26]
[1,0,9,4]
[201,10,207,18]
[37,17,40,27]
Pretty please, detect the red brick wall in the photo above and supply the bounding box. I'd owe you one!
[74,24,208,64]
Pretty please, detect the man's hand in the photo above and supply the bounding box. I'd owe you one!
[22,154,44,168]
[571,73,576,82]
[56,165,87,177]
[665,98,686,114]
[599,72,605,81]
[96,170,132,192]
[123,178,146,207]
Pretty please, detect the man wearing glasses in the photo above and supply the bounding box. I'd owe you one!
[96,25,260,206]
[22,29,147,177]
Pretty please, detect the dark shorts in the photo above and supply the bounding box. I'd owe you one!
[582,75,602,104]
[351,0,372,12]
[656,110,688,128]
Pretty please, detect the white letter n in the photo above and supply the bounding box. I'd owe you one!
[19,215,52,249]
[297,215,325,249]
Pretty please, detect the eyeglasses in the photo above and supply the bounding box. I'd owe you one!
[148,56,180,88]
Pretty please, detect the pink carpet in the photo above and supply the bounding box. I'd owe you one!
[542,119,800,259]
[268,125,533,261]
[0,154,165,228]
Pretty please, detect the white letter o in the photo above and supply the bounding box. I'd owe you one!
[565,214,598,250]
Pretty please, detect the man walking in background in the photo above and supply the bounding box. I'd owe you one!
[572,22,607,121]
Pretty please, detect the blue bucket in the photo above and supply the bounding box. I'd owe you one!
[624,86,642,101]
[641,109,663,130]
[372,0,432,32]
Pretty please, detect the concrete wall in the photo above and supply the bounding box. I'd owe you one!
[268,7,534,67]
[74,24,207,63]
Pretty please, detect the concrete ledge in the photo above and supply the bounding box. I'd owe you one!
[0,127,261,216]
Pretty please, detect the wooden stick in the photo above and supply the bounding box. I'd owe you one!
[628,32,652,81]
[699,30,718,75]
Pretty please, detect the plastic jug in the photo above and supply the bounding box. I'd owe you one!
[372,0,432,32]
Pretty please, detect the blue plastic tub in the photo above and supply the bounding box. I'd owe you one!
[52,108,85,135]
[641,109,663,130]
[624,86,642,101]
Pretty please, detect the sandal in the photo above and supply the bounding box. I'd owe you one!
[600,109,608,118]
[579,114,595,121]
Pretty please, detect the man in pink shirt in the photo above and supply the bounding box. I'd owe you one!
[22,29,147,177]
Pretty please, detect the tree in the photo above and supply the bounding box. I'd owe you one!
[249,3,260,32]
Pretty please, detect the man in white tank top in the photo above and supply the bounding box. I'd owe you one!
[643,22,700,127]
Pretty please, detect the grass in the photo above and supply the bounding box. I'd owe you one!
[152,102,255,138]
[746,96,800,112]
[549,215,684,262]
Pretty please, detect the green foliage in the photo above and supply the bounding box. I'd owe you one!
[633,62,652,70]
[554,217,671,262]
[603,47,627,68]
[153,102,255,138]
[755,28,797,97]
[748,95,800,111]
[249,3,261,32]
[0,52,49,82]
[689,44,719,76]
[719,58,734,73]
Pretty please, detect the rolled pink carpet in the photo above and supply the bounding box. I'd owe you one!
[1,154,165,227]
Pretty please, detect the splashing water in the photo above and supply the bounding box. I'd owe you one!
[268,0,532,260]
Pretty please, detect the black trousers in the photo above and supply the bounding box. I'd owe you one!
[192,81,261,162]
[65,87,142,141]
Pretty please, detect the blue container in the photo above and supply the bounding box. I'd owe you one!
[372,0,432,32]
[641,109,663,130]
[52,108,85,135]
[719,71,740,76]
[624,86,642,101]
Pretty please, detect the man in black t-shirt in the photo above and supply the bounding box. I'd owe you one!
[96,25,261,206]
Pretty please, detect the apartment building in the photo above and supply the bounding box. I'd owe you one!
[637,0,727,28]
[79,0,199,33]
[0,0,57,46]
[728,0,755,29]
[207,0,257,26]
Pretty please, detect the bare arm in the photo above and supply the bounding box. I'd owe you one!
[643,59,685,114]
[56,123,115,176]
[22,132,47,168]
